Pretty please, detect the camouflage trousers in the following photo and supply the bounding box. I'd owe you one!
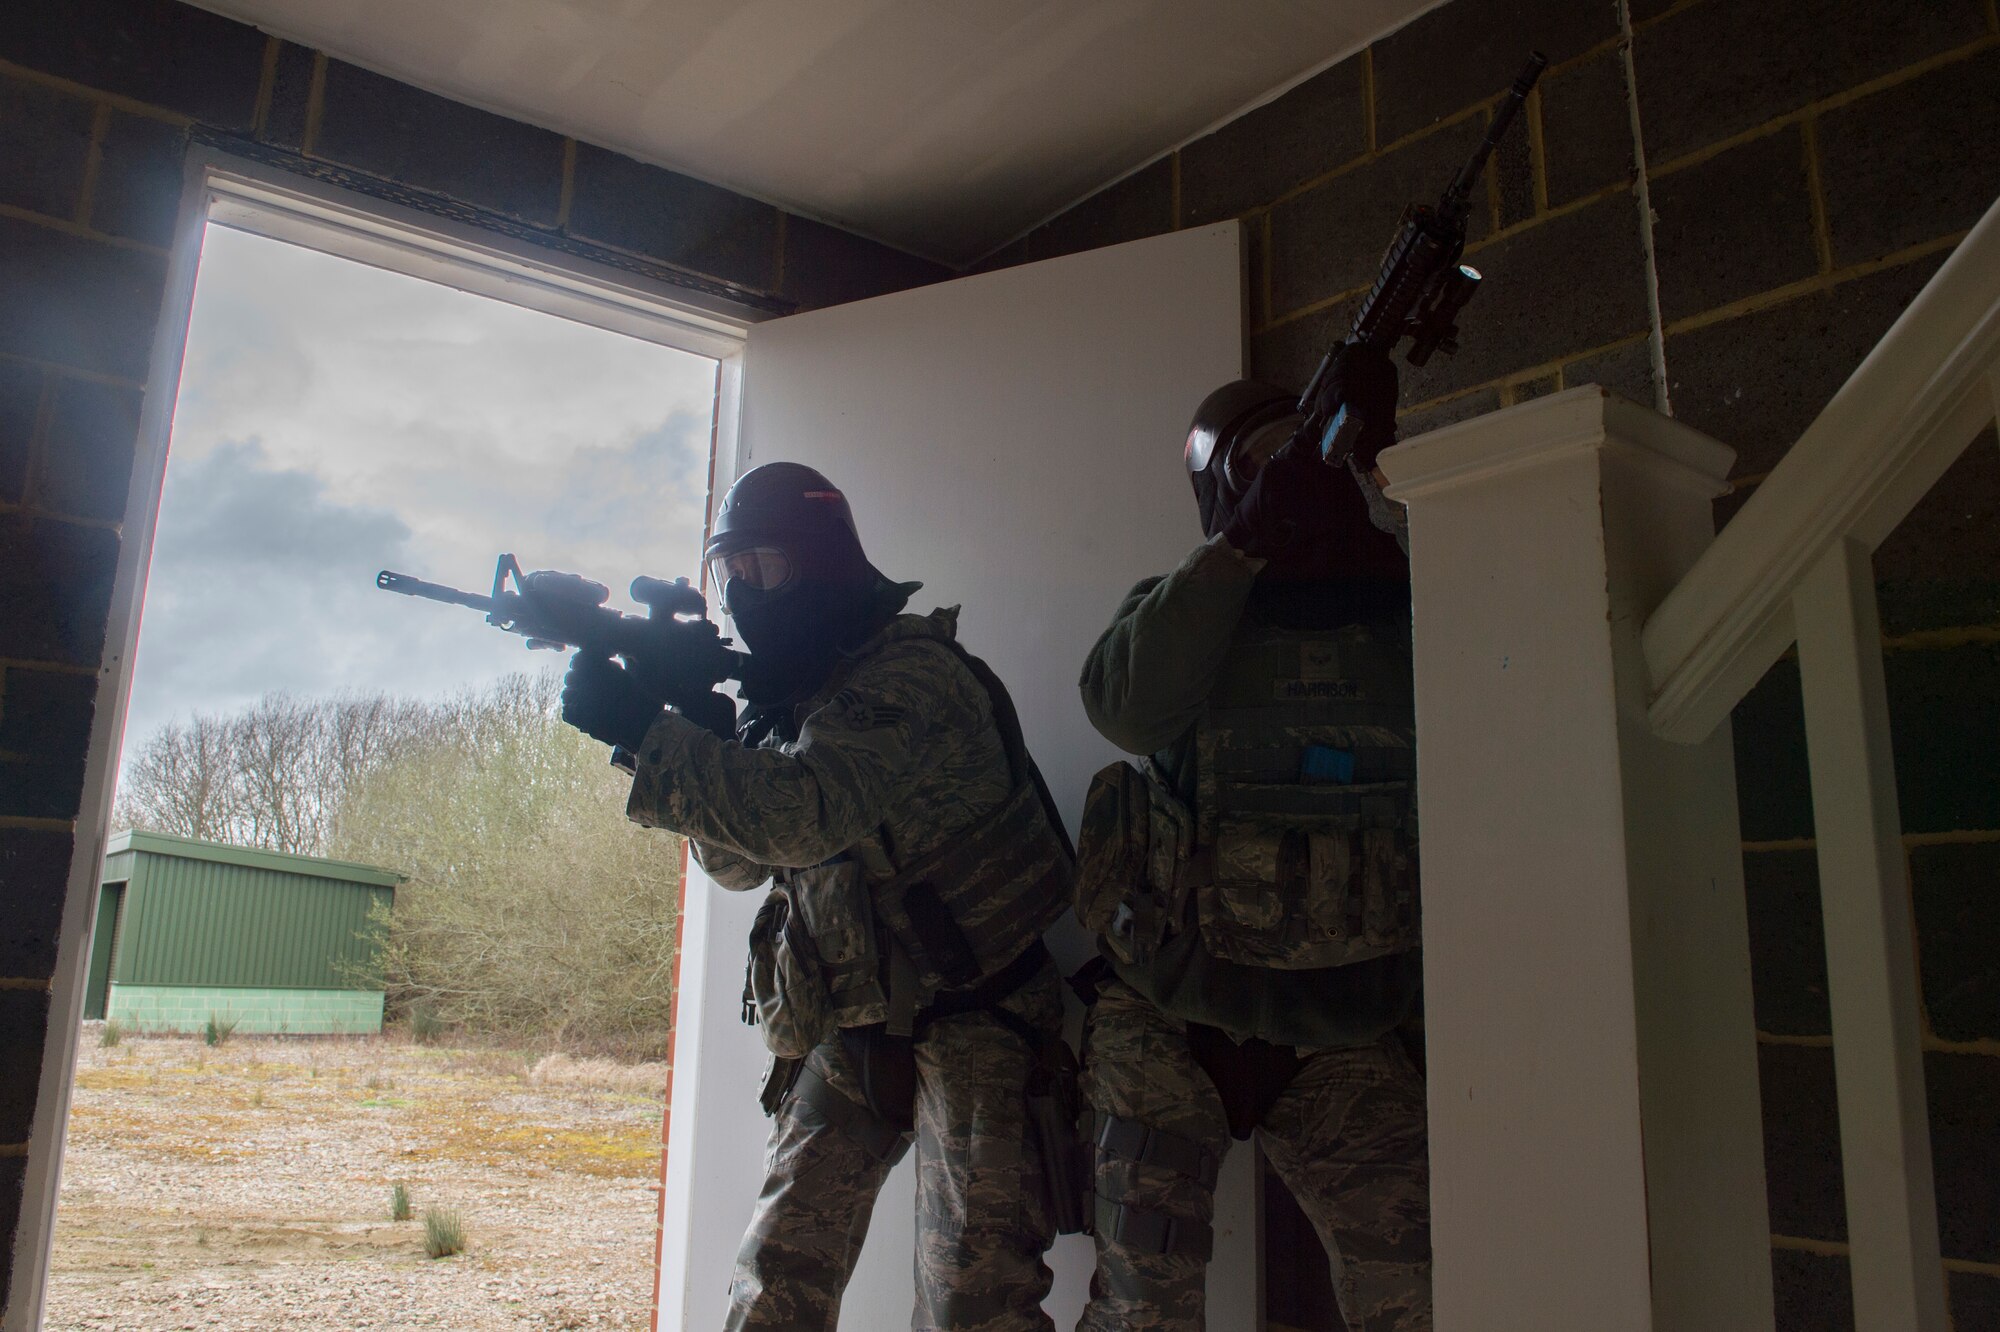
[1078,978,1431,1332]
[725,961,1062,1332]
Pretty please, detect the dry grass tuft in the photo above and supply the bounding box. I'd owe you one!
[527,1053,668,1097]
[421,1208,466,1259]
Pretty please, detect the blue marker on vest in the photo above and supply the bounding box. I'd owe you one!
[1301,745,1356,784]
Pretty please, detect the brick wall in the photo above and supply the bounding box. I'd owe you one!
[0,0,950,1311]
[982,0,2000,1327]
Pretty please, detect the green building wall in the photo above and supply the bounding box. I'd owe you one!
[105,985,384,1036]
[93,832,398,1035]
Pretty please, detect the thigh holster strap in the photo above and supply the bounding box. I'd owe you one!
[1093,1195,1214,1260]
[793,1063,912,1168]
[1092,1113,1220,1191]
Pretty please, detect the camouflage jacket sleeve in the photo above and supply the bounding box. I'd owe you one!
[624,638,955,871]
[685,838,775,892]
[1078,534,1262,756]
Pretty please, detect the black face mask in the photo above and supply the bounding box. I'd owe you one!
[728,573,883,705]
[721,524,916,706]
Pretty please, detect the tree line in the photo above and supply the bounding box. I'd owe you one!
[115,672,682,1053]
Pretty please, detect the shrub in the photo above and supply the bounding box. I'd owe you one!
[333,673,681,1051]
[421,1208,465,1259]
[390,1183,412,1222]
[98,1021,123,1048]
[409,1004,444,1045]
[204,1013,239,1047]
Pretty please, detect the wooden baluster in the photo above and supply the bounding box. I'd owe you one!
[1792,537,1947,1332]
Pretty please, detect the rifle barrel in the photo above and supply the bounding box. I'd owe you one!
[376,570,492,612]
[1444,51,1549,207]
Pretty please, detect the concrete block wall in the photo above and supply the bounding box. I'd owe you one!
[978,1,2000,1328]
[0,0,951,1312]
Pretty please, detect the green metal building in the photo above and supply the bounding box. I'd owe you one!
[88,831,401,1035]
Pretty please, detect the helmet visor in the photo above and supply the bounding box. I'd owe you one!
[1222,417,1297,494]
[709,545,794,594]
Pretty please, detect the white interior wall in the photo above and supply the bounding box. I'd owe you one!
[656,223,1254,1329]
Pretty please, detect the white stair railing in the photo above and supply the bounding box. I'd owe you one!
[1643,197,2000,741]
[1638,195,2000,1332]
[1379,191,2000,1332]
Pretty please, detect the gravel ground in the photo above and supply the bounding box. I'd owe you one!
[47,1030,667,1331]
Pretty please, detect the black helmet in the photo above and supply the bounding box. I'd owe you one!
[706,462,861,566]
[706,460,896,604]
[1184,380,1301,537]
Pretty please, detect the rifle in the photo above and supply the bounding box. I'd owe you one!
[376,554,753,716]
[1297,51,1548,466]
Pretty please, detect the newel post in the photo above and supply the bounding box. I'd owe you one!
[1378,387,1773,1332]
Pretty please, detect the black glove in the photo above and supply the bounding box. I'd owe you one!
[1319,342,1400,473]
[676,690,738,741]
[1219,447,1347,561]
[560,654,665,753]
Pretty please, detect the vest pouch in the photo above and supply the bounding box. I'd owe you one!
[876,782,1072,993]
[743,885,835,1059]
[1143,764,1194,929]
[1201,812,1418,969]
[1074,762,1148,941]
[1310,824,1418,952]
[1357,826,1419,948]
[1209,817,1291,939]
[1074,761,1191,965]
[790,857,889,1031]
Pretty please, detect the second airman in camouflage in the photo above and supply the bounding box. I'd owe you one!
[1070,368,1432,1332]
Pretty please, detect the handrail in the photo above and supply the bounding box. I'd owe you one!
[1643,196,2000,743]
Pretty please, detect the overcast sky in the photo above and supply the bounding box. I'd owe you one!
[122,224,720,752]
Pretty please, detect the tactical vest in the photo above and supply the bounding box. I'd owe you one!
[1076,617,1418,973]
[744,621,1074,1058]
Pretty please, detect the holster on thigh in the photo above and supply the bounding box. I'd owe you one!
[838,1023,918,1134]
[793,1057,912,1168]
[1088,1113,1220,1261]
[759,1055,804,1117]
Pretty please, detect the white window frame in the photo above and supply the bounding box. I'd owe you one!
[12,146,759,1332]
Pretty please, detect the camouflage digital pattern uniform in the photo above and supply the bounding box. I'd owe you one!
[1075,537,1432,1332]
[737,967,1061,1332]
[627,607,1060,1332]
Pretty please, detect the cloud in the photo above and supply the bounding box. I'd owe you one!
[130,440,419,740]
[122,224,722,756]
[545,410,714,572]
[154,439,411,566]
[173,227,719,488]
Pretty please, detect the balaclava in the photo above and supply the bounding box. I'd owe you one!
[704,462,914,708]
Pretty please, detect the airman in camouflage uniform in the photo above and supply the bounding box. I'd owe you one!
[1071,368,1431,1332]
[562,463,1069,1332]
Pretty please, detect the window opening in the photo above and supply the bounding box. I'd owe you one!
[53,195,726,1330]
